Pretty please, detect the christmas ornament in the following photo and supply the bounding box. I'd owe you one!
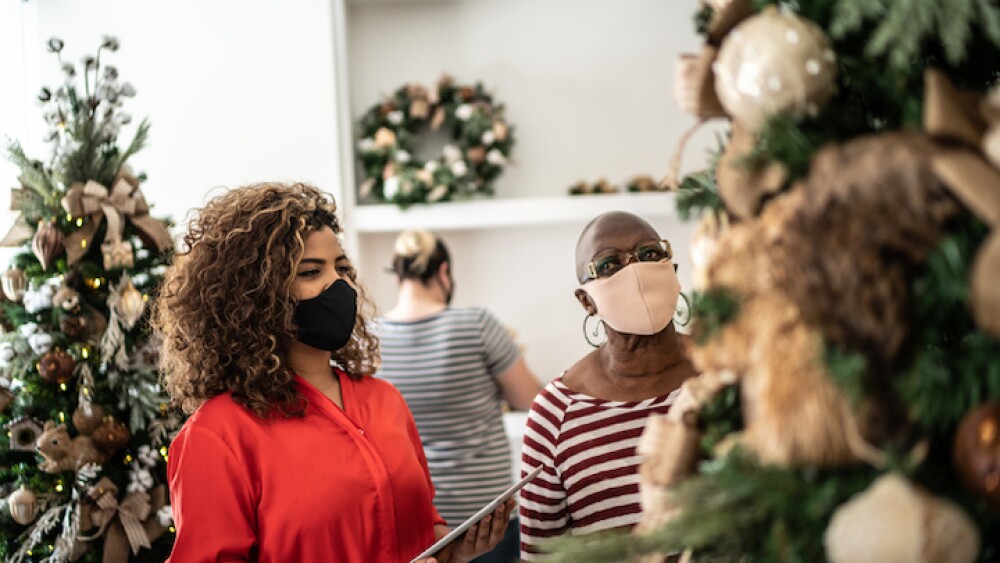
[1,267,27,302]
[27,331,53,355]
[690,212,729,290]
[8,485,38,525]
[971,232,1000,338]
[713,7,837,129]
[114,274,146,330]
[92,416,131,453]
[72,402,106,435]
[38,348,76,384]
[675,46,726,118]
[101,238,134,270]
[36,420,104,473]
[31,219,65,271]
[716,120,786,218]
[52,283,81,311]
[953,401,1000,506]
[0,341,15,367]
[5,416,44,452]
[824,474,980,563]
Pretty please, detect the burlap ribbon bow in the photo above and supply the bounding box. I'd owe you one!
[61,170,173,265]
[76,478,168,563]
[924,69,1000,338]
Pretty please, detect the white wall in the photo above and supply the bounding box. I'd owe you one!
[1,0,344,233]
[342,0,713,380]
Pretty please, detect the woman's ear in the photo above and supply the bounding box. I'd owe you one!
[575,288,597,315]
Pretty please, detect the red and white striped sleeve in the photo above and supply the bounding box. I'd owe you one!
[519,386,570,560]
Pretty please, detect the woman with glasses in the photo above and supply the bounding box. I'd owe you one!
[518,211,697,560]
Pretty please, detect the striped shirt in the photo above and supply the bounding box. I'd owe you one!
[375,307,521,525]
[519,377,679,560]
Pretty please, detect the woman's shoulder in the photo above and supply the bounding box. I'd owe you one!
[179,393,259,437]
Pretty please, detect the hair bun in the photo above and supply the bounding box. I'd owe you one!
[393,230,437,274]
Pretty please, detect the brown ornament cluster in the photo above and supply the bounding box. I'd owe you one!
[953,402,1000,506]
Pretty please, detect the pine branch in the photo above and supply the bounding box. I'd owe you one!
[116,118,150,172]
[831,0,1000,70]
[6,141,55,199]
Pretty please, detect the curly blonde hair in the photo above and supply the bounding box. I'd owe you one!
[153,182,380,418]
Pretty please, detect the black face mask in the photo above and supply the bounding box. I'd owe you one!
[293,279,357,352]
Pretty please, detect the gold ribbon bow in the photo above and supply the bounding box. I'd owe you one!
[61,170,173,265]
[924,69,1000,338]
[74,478,169,563]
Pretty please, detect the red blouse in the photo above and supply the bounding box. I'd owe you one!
[167,370,445,563]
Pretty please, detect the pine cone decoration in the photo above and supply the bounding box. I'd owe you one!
[60,316,86,340]
[38,349,76,384]
[92,417,131,453]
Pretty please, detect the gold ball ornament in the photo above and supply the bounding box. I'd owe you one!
[31,219,65,271]
[72,402,106,435]
[38,348,76,384]
[713,7,838,129]
[115,277,146,330]
[1,268,27,302]
[8,485,38,526]
[92,416,131,453]
[824,474,980,563]
[953,401,1000,506]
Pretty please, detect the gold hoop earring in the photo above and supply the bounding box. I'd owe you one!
[583,313,605,348]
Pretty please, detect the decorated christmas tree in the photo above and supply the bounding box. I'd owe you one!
[551,0,1000,561]
[0,37,179,562]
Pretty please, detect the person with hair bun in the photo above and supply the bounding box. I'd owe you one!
[155,183,511,563]
[378,229,543,563]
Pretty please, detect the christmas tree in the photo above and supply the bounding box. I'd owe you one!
[551,0,1000,561]
[0,37,179,562]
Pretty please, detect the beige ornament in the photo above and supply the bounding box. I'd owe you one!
[716,121,786,218]
[675,46,727,118]
[690,213,730,290]
[713,7,838,129]
[8,485,38,525]
[824,474,980,563]
[32,219,65,271]
[971,232,1000,338]
[114,275,146,330]
[101,238,135,270]
[1,267,27,302]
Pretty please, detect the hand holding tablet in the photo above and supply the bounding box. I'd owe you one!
[411,465,544,563]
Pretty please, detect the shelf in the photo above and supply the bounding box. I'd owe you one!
[345,192,680,233]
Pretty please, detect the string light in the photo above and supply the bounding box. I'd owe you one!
[124,454,133,464]
[59,383,67,392]
[160,446,168,460]
[65,213,72,222]
[142,293,149,302]
[75,218,84,227]
[55,482,63,493]
[81,347,90,359]
[80,239,87,249]
[58,412,65,423]
[169,526,176,534]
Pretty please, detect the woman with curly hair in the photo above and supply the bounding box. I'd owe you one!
[155,182,512,563]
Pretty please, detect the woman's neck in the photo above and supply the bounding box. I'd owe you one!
[287,341,336,387]
[384,280,446,321]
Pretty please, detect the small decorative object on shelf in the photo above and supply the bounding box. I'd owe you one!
[626,175,664,193]
[356,75,515,208]
[568,178,619,195]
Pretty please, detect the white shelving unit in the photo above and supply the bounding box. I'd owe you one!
[347,192,678,233]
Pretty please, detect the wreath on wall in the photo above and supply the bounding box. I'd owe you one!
[356,75,515,207]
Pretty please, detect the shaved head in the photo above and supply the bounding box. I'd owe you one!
[575,212,660,283]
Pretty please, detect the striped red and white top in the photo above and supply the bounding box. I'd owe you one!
[519,377,678,560]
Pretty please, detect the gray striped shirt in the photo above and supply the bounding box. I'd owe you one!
[375,307,520,524]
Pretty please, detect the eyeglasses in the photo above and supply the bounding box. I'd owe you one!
[584,239,673,281]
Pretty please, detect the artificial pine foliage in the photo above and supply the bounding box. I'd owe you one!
[549,0,1000,561]
[0,37,179,562]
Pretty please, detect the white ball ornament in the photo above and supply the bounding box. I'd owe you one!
[713,7,838,129]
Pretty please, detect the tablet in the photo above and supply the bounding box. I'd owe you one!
[410,465,544,562]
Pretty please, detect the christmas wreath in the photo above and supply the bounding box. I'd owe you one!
[356,75,514,207]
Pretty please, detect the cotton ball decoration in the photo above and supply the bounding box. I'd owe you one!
[27,332,53,356]
[824,473,980,563]
[713,7,838,129]
[953,401,1000,506]
[8,485,38,525]
[22,283,54,314]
